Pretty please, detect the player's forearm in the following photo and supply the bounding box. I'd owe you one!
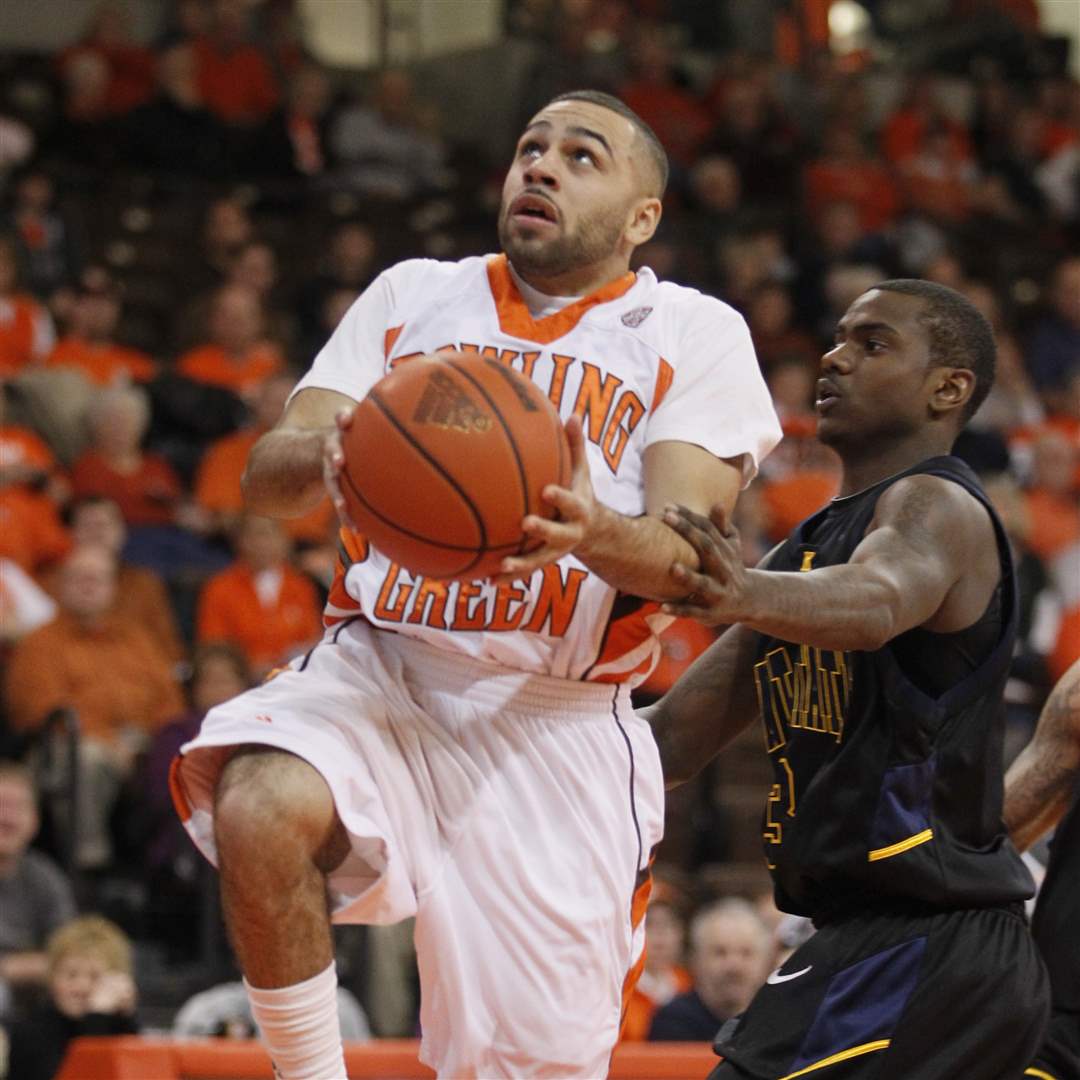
[1003,745,1073,852]
[576,504,700,601]
[642,623,761,787]
[738,565,902,651]
[241,427,329,518]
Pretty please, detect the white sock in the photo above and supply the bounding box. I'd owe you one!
[245,961,348,1080]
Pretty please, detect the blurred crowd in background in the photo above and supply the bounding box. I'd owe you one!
[0,0,1077,1066]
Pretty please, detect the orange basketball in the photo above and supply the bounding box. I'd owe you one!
[340,352,571,580]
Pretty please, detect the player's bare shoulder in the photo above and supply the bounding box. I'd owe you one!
[874,472,1001,630]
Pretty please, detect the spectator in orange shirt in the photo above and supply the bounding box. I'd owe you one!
[70,385,183,528]
[0,487,71,576]
[804,123,900,232]
[882,76,974,168]
[62,495,185,665]
[0,235,55,378]
[175,284,284,398]
[621,887,692,1042]
[3,544,183,867]
[45,265,156,386]
[197,514,322,675]
[0,385,68,505]
[194,372,333,544]
[191,0,279,126]
[1023,430,1080,563]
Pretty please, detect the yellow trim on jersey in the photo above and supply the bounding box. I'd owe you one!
[1024,1068,1058,1079]
[867,828,934,862]
[778,1040,891,1079]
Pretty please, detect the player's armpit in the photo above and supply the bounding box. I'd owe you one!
[1004,659,1080,852]
[641,622,761,788]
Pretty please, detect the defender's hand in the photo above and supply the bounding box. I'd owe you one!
[493,415,596,582]
[661,504,749,626]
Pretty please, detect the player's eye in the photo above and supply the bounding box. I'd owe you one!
[570,147,597,165]
[865,339,886,352]
[519,141,543,159]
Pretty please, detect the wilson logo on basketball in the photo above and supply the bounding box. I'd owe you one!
[413,369,492,433]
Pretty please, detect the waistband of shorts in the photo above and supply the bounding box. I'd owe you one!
[360,623,632,718]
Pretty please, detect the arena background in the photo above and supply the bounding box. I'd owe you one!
[0,0,1077,1074]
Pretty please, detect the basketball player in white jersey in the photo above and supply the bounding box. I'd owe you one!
[171,90,781,1079]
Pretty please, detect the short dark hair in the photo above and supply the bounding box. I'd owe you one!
[873,278,996,422]
[547,90,669,197]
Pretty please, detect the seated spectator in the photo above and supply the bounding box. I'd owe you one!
[56,2,155,118]
[1026,255,1080,399]
[882,76,974,168]
[0,762,77,1012]
[746,283,819,371]
[70,385,183,528]
[4,169,82,299]
[54,496,185,664]
[0,385,68,505]
[1022,430,1080,564]
[5,915,138,1080]
[137,642,249,954]
[45,265,156,386]
[330,69,447,200]
[0,234,55,378]
[0,485,71,577]
[194,372,333,544]
[297,220,376,348]
[899,123,979,224]
[197,514,322,674]
[622,885,691,1041]
[3,544,183,867]
[123,42,233,178]
[175,284,284,397]
[191,0,279,126]
[247,63,332,179]
[804,123,900,233]
[174,975,369,1040]
[649,899,772,1041]
[224,242,295,350]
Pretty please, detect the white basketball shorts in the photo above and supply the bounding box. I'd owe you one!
[171,619,664,1079]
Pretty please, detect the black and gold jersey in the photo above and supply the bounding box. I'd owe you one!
[754,454,1033,920]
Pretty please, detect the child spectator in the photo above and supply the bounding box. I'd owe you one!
[196,514,321,675]
[4,915,138,1080]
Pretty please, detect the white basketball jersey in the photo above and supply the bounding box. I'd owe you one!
[292,254,781,684]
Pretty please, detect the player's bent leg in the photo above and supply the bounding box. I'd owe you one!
[214,746,352,1080]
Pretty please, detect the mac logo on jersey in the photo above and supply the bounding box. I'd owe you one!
[620,306,653,328]
[414,369,493,434]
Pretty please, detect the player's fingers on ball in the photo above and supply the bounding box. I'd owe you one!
[334,409,354,431]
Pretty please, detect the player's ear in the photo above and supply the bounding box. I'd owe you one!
[930,367,975,417]
[625,196,661,247]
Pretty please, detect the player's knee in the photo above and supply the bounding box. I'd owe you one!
[214,748,336,863]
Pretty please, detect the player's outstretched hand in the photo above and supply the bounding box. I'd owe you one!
[661,503,748,626]
[493,414,596,583]
[323,408,358,529]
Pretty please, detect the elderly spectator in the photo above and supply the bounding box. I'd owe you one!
[0,235,55,378]
[191,0,279,126]
[196,514,322,674]
[0,762,77,1010]
[194,372,333,544]
[5,915,138,1080]
[45,265,156,386]
[176,284,284,397]
[70,385,182,528]
[3,545,183,867]
[649,899,772,1041]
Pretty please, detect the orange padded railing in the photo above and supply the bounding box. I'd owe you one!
[55,1037,719,1079]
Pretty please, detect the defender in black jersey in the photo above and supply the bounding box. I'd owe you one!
[1006,659,1080,1080]
[646,280,1050,1079]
